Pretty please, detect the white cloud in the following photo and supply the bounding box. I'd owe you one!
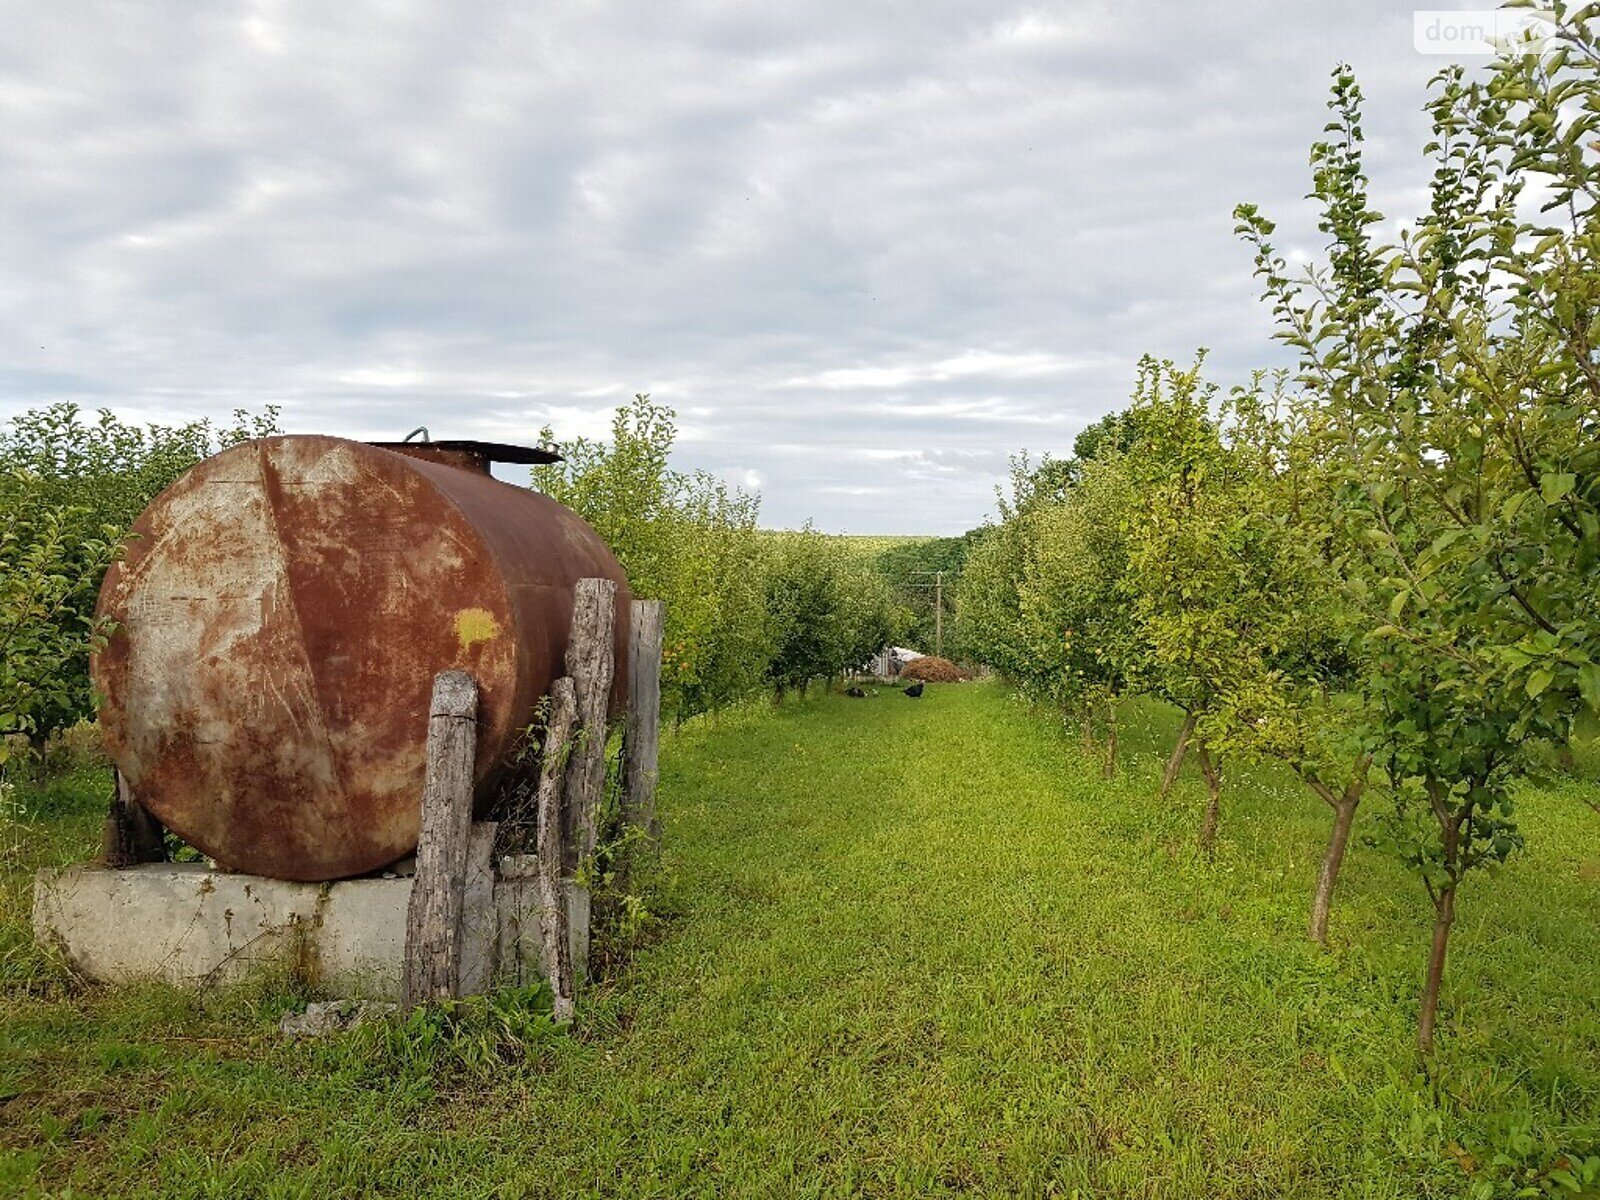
[785,350,1093,391]
[336,366,431,388]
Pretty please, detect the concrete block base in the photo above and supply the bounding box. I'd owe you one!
[33,850,585,1001]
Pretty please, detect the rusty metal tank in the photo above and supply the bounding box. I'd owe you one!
[91,434,631,882]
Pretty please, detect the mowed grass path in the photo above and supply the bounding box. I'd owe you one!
[4,681,1600,1197]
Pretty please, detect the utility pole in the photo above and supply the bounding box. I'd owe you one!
[935,571,943,658]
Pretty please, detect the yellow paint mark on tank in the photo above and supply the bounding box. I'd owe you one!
[455,607,501,650]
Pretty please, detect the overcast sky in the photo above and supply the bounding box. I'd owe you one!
[2,2,1480,533]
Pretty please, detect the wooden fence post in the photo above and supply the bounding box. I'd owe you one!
[561,578,616,987]
[561,578,617,872]
[401,669,479,1008]
[535,677,578,1022]
[622,598,664,843]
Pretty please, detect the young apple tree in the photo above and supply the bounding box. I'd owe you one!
[1119,357,1313,855]
[1236,19,1600,1050]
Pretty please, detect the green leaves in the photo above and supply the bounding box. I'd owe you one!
[1576,703,1600,744]
[0,499,124,756]
[972,17,1598,1056]
[1579,663,1600,713]
[537,396,775,716]
[1540,472,1576,505]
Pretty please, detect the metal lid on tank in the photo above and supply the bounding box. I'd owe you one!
[367,428,563,474]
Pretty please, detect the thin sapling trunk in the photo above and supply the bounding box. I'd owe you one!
[1196,741,1222,857]
[1100,694,1126,780]
[1417,781,1468,1058]
[1309,798,1358,945]
[1305,757,1370,946]
[1159,711,1197,801]
[1418,883,1456,1058]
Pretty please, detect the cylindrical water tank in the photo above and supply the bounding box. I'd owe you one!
[92,434,631,882]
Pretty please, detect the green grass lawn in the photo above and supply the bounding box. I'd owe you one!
[3,682,1599,1198]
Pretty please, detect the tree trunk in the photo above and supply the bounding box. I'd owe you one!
[1418,885,1456,1057]
[1159,712,1196,801]
[1304,761,1369,946]
[1309,798,1358,945]
[1102,710,1118,780]
[1196,742,1221,857]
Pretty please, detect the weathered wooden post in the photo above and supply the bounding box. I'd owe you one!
[535,677,578,1022]
[621,598,664,843]
[401,669,479,1008]
[560,577,616,984]
[562,578,617,869]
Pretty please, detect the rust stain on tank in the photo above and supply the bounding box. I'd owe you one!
[92,435,631,882]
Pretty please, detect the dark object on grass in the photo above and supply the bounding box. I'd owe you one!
[845,686,870,698]
[904,682,925,698]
